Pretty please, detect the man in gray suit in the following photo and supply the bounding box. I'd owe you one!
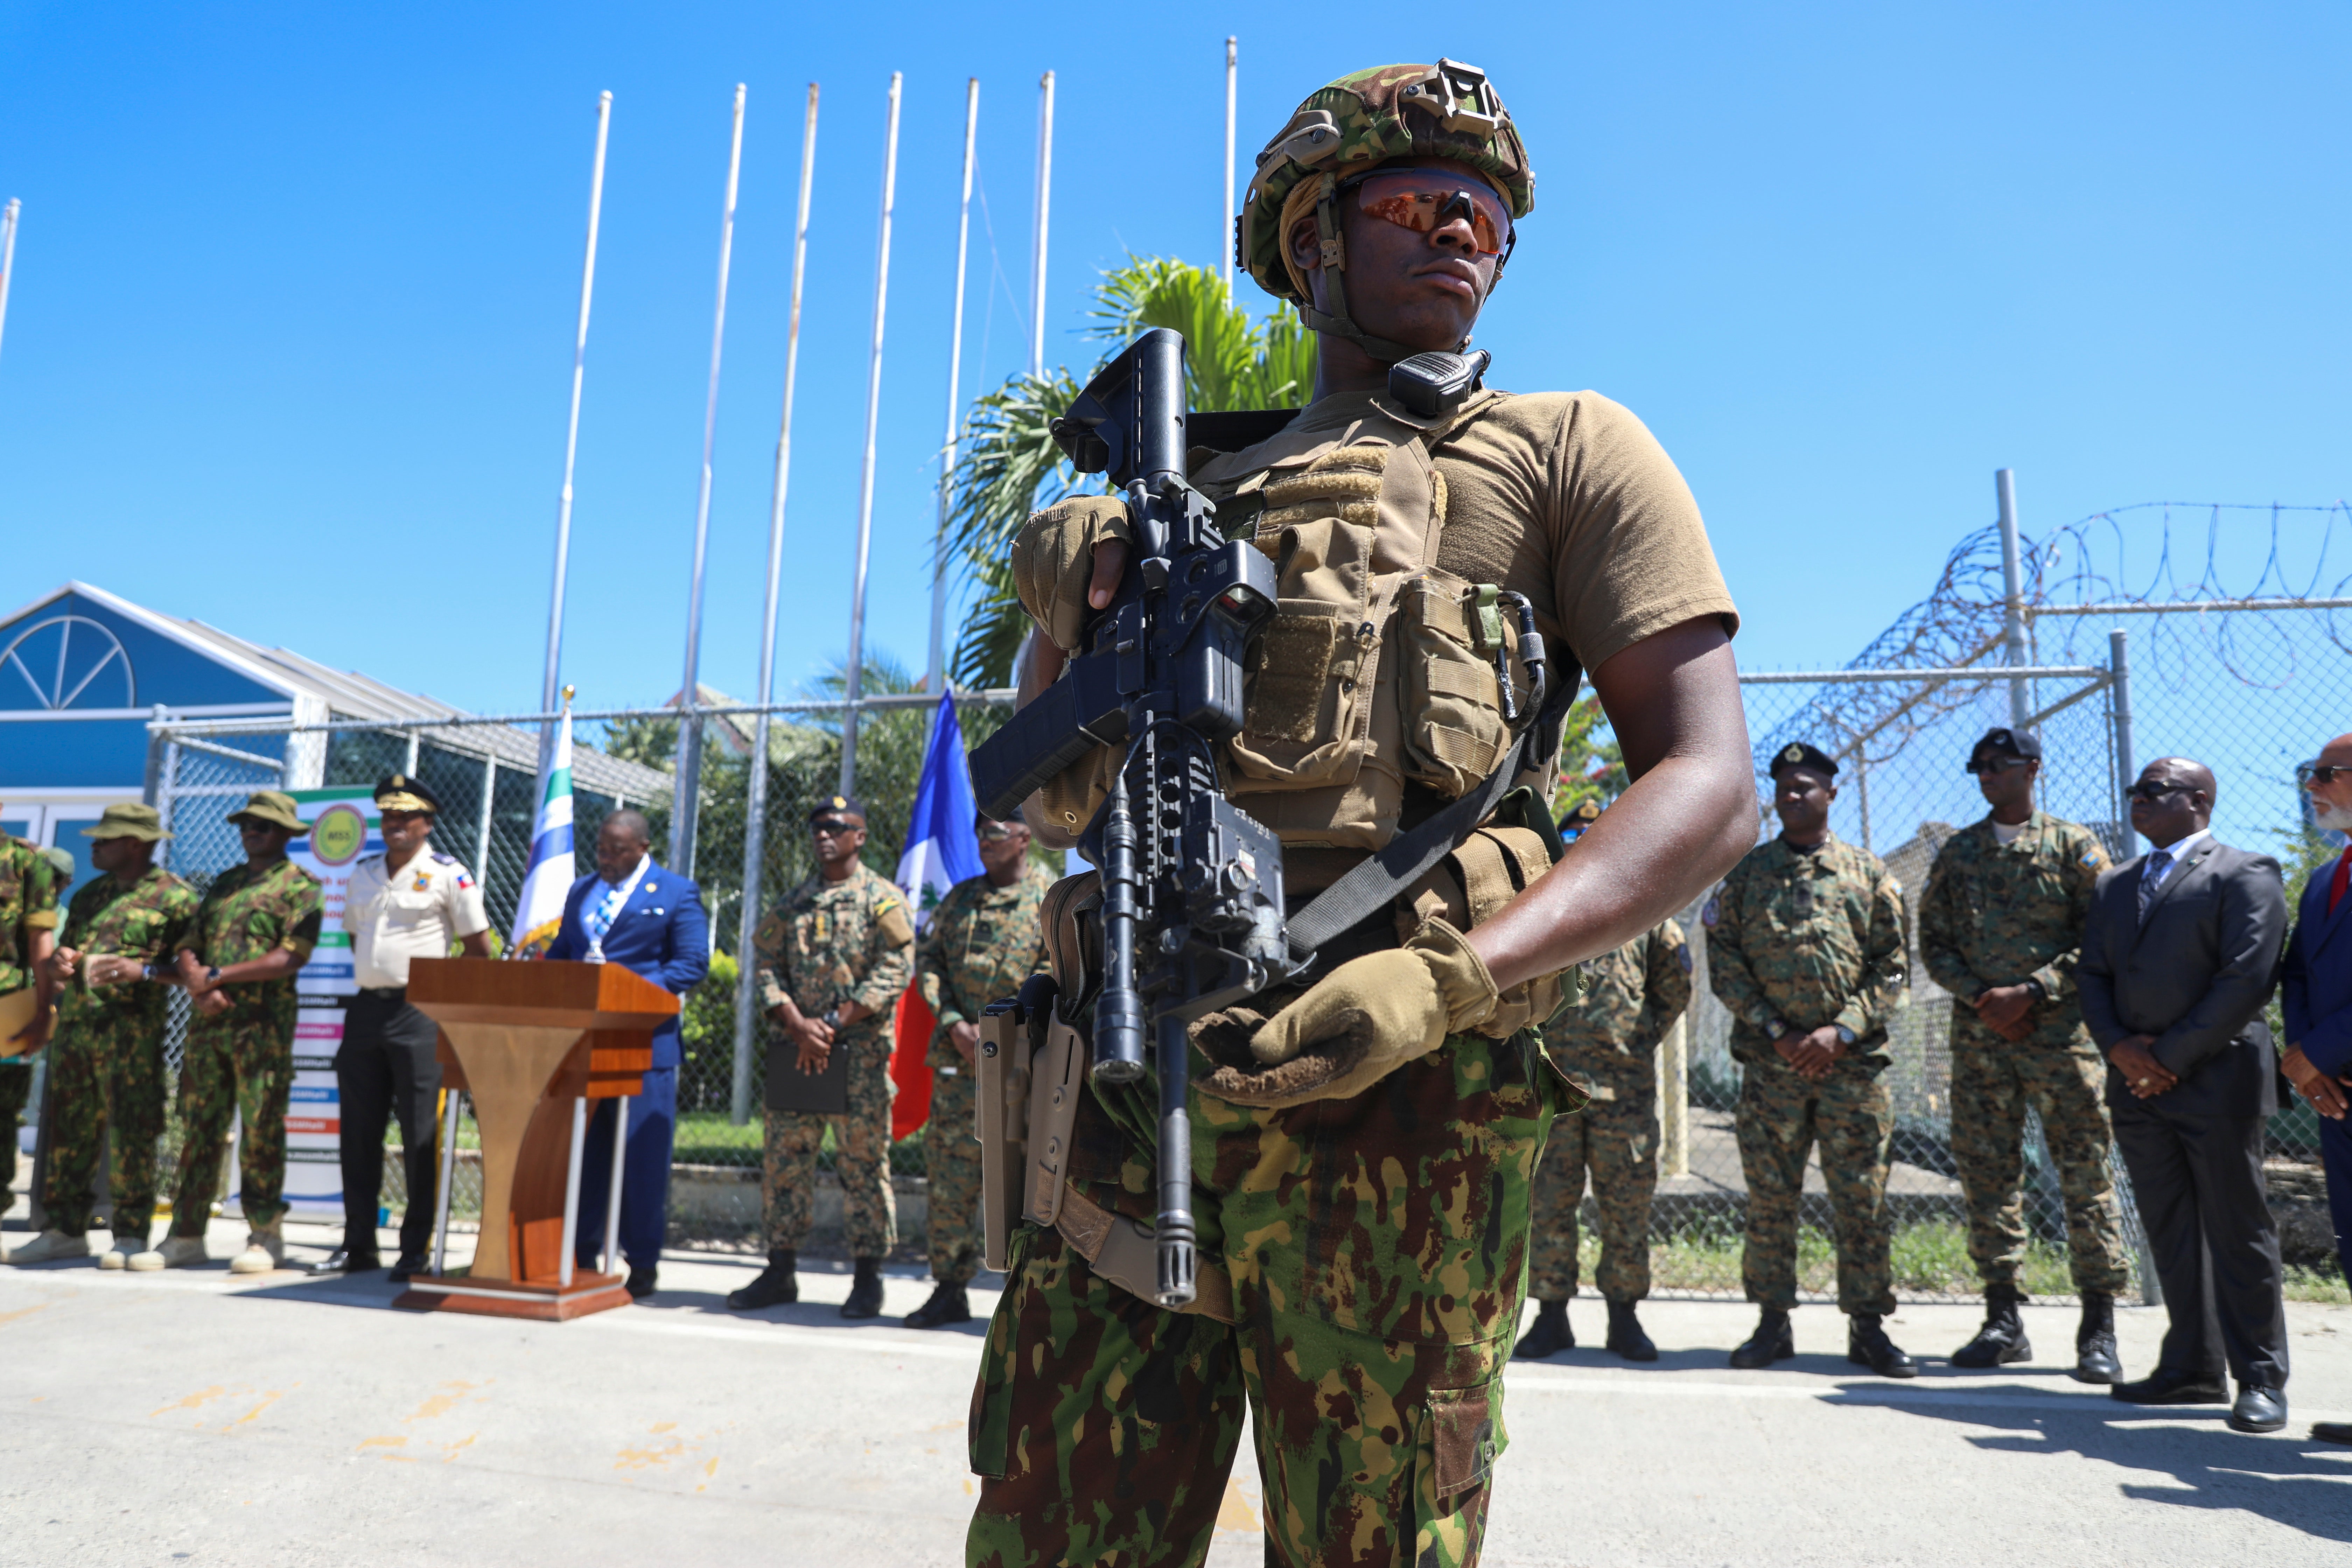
[2079,757,2291,1434]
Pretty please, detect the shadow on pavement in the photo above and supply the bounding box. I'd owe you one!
[1858,1382,2352,1545]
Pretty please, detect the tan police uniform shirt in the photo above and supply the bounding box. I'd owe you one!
[342,848,489,989]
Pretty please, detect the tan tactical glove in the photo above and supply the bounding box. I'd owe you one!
[1192,918,1500,1108]
[1011,495,1134,652]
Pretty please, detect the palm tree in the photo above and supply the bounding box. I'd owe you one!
[937,258,1317,688]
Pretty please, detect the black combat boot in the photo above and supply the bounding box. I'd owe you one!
[841,1256,886,1320]
[726,1248,799,1310]
[1512,1299,1573,1360]
[1847,1312,1918,1378]
[1951,1283,2031,1368]
[905,1280,970,1329]
[2073,1291,2121,1385]
[1728,1308,1794,1369]
[1605,1300,1659,1363]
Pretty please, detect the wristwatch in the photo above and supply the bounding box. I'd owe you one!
[206,966,223,987]
[1766,1016,1789,1038]
[1834,1025,1857,1046]
[2023,978,2047,1003]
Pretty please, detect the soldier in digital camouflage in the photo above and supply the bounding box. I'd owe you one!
[162,790,324,1274]
[1513,910,1692,1362]
[5,805,198,1269]
[1918,726,2129,1381]
[907,812,1051,1330]
[966,56,1758,1567]
[0,807,62,1240]
[1706,743,1918,1378]
[730,796,915,1320]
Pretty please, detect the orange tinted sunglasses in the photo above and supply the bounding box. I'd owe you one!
[1337,166,1515,261]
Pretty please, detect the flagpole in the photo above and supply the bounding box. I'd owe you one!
[929,78,980,703]
[541,92,613,741]
[1028,71,1054,377]
[840,72,901,797]
[732,81,819,1127]
[670,83,747,881]
[0,200,21,367]
[1222,38,1236,300]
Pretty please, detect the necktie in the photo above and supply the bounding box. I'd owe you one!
[584,882,628,948]
[2329,846,2352,915]
[2137,849,2172,925]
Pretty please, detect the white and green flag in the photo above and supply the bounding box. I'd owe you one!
[510,707,576,957]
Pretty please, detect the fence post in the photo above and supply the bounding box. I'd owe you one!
[730,727,771,1126]
[669,707,704,880]
[1996,469,2031,729]
[1852,750,1874,853]
[141,704,169,807]
[1659,1014,1689,1177]
[155,739,181,871]
[2108,628,2135,812]
[474,757,497,894]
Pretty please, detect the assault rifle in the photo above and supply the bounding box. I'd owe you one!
[969,328,1300,1309]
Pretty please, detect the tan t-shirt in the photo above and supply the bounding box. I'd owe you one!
[1241,387,1738,676]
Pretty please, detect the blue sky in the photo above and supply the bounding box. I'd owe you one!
[2,4,2346,716]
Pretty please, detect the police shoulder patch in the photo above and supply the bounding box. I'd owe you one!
[1677,944,1695,973]
[431,851,456,864]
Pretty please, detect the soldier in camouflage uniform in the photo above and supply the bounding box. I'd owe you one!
[1513,915,1692,1362]
[907,813,1052,1330]
[1707,743,1917,1378]
[730,796,915,1320]
[0,813,62,1234]
[1918,726,2129,1381]
[967,59,1756,1567]
[161,791,323,1275]
[7,805,198,1268]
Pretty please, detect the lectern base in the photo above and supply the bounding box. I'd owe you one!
[395,1270,630,1321]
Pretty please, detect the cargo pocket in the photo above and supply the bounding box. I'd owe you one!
[1397,576,1525,797]
[1415,1379,1506,1561]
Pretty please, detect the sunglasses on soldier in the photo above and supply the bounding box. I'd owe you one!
[1335,166,1515,261]
[1965,755,2031,775]
[974,821,1015,842]
[810,818,860,837]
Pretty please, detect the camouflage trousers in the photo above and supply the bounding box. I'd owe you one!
[169,1010,293,1234]
[0,1061,28,1209]
[1736,1057,1895,1315]
[967,1031,1562,1568]
[764,1029,896,1257]
[40,1007,167,1241]
[1527,1078,1657,1303]
[1950,1042,2132,1296]
[925,1063,984,1286]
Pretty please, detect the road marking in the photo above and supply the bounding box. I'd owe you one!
[1505,1368,2352,1421]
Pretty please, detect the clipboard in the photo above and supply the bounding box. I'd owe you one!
[765,1037,850,1116]
[0,986,51,1058]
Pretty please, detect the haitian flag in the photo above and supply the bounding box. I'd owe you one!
[889,694,985,1139]
[509,703,576,958]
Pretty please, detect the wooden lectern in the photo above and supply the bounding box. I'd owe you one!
[394,957,679,1321]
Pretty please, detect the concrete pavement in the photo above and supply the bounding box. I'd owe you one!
[0,1215,2346,1565]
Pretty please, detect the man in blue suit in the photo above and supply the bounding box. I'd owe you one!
[2281,734,2352,1447]
[547,808,708,1300]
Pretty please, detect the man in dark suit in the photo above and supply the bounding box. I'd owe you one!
[2278,733,2352,1447]
[2079,757,2290,1434]
[546,808,709,1300]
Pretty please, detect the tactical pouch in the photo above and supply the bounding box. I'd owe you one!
[1396,575,1527,796]
[975,1006,1032,1275]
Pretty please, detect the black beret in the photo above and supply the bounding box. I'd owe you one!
[809,795,868,825]
[1972,727,2043,761]
[1768,741,1839,780]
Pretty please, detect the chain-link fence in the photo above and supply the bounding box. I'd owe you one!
[141,694,1010,1249]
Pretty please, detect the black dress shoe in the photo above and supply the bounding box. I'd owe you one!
[1513,1300,1573,1360]
[313,1247,380,1275]
[905,1281,971,1329]
[2311,1421,2352,1444]
[1605,1301,1658,1363]
[1729,1309,1794,1370]
[386,1253,429,1283]
[2228,1385,2287,1434]
[2109,1368,2227,1405]
[1847,1313,1918,1379]
[625,1265,657,1300]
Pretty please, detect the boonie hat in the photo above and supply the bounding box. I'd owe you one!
[80,802,172,842]
[227,790,307,834]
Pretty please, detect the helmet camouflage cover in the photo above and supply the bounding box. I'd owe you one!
[1238,59,1534,309]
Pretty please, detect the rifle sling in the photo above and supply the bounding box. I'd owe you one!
[1284,672,1579,957]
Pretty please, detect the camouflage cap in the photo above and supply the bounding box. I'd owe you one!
[226,789,307,834]
[79,802,172,842]
[1239,59,1534,309]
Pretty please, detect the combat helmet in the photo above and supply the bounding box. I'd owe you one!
[1237,59,1533,362]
